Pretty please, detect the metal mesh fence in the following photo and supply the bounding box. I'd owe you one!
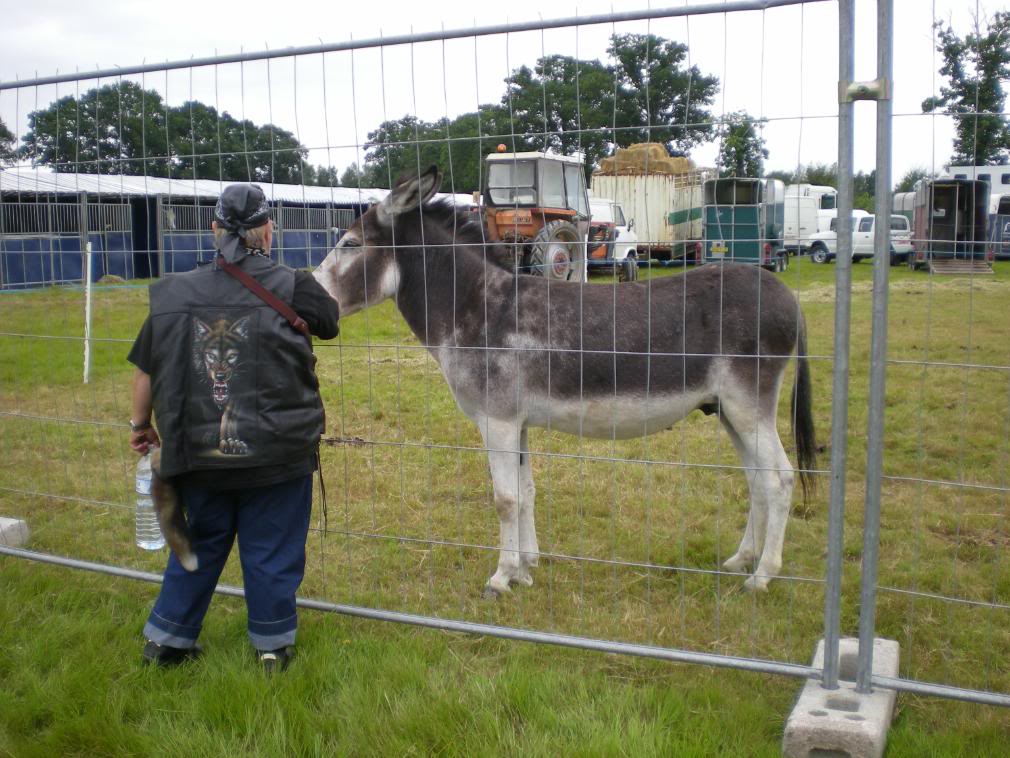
[1,0,1008,710]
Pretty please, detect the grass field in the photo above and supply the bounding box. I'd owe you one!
[2,257,1009,755]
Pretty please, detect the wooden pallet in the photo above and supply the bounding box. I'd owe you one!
[928,259,994,275]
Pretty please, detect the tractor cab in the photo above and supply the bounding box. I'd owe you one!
[482,149,590,281]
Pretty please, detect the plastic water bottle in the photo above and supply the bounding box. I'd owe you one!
[135,452,166,550]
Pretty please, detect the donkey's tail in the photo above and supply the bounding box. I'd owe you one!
[791,316,817,503]
[150,448,198,572]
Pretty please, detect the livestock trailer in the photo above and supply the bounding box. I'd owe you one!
[703,177,787,271]
[909,178,989,269]
[989,194,1010,261]
[893,191,915,227]
[589,143,712,261]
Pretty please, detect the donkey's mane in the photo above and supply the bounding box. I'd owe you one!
[419,199,486,244]
[414,199,514,272]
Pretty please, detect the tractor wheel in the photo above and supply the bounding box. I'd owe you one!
[619,255,638,282]
[529,220,581,280]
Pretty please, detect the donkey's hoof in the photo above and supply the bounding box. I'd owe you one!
[510,572,534,588]
[481,584,509,601]
[722,554,751,573]
[743,575,770,593]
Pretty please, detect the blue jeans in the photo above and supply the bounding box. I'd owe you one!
[144,474,312,651]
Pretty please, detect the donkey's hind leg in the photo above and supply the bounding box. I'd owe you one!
[721,397,796,592]
[478,418,527,598]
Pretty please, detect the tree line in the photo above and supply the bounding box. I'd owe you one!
[2,15,1007,188]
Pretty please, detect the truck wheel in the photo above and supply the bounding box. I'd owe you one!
[619,256,638,282]
[529,220,581,280]
[810,245,828,264]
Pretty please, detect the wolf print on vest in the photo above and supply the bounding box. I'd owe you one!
[191,314,252,456]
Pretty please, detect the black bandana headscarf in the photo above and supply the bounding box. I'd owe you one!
[213,183,272,263]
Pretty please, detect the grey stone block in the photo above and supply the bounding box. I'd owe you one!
[0,517,30,547]
[782,637,900,758]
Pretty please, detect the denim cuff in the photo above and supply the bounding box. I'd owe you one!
[144,615,200,649]
[248,612,297,651]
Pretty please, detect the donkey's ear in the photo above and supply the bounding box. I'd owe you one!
[378,165,443,222]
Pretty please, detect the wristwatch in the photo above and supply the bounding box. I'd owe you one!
[130,419,152,433]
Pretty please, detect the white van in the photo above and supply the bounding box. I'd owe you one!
[785,184,839,253]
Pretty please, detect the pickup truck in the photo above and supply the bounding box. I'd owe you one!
[808,213,914,265]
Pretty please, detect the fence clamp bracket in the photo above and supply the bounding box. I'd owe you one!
[839,79,892,103]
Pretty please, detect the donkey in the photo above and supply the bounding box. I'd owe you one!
[314,166,816,595]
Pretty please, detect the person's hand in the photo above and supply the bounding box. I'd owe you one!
[130,427,160,454]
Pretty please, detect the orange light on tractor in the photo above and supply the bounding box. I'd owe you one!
[496,144,507,153]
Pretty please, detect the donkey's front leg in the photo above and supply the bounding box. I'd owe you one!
[514,426,539,586]
[479,420,525,599]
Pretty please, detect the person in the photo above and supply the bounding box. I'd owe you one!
[127,183,339,672]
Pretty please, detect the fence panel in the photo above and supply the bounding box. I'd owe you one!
[1,0,1008,713]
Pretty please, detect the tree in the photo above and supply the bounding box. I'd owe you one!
[502,55,617,174]
[0,117,15,165]
[764,163,838,187]
[361,115,447,189]
[338,163,363,188]
[894,167,935,193]
[922,12,1010,165]
[357,34,718,189]
[361,104,513,192]
[20,83,169,174]
[714,111,768,178]
[853,170,875,212]
[799,163,838,187]
[311,165,341,187]
[608,34,719,154]
[19,82,309,182]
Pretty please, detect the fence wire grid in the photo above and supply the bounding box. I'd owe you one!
[2,0,1010,711]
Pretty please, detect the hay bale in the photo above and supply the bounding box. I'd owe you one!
[596,143,697,176]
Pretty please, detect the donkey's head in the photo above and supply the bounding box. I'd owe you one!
[313,165,443,317]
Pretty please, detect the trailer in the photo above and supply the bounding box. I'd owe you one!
[893,191,915,227]
[589,143,712,261]
[908,178,990,271]
[988,194,1010,261]
[703,177,787,272]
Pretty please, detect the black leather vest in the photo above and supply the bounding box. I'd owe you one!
[148,255,324,478]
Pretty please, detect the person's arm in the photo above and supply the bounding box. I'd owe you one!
[129,368,160,454]
[292,270,340,339]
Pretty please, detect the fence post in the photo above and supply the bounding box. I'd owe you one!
[821,0,856,693]
[856,0,894,695]
[83,242,94,384]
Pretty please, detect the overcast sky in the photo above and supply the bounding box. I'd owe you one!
[0,0,997,184]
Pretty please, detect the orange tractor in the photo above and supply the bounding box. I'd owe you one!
[480,148,590,281]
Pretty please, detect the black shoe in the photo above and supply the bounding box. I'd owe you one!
[142,639,203,667]
[258,646,295,673]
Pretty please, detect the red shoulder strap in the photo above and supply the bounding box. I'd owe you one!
[216,253,310,339]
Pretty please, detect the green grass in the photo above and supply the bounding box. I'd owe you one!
[2,259,1010,755]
